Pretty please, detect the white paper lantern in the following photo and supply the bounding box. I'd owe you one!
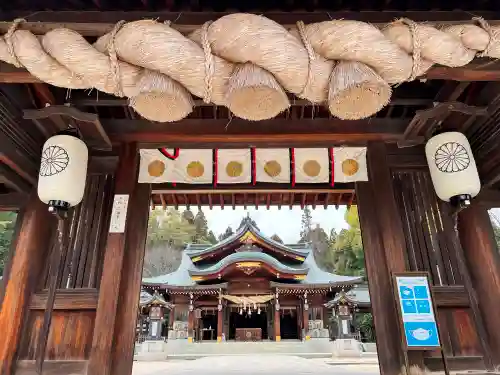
[425,132,480,204]
[37,132,88,210]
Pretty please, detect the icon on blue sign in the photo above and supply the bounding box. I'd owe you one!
[399,286,414,299]
[404,321,440,347]
[416,300,431,314]
[414,286,429,299]
[402,300,417,314]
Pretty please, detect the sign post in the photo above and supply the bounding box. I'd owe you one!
[393,272,449,375]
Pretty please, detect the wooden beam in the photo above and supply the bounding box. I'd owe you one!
[70,95,434,108]
[425,65,500,81]
[0,192,28,210]
[102,118,409,147]
[0,137,38,186]
[0,163,33,193]
[0,11,498,36]
[152,186,354,194]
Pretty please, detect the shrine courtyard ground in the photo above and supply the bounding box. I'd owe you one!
[132,356,380,375]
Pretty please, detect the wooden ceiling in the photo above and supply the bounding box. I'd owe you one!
[1,0,500,12]
[150,186,356,210]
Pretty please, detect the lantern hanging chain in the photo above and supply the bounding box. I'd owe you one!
[36,213,69,374]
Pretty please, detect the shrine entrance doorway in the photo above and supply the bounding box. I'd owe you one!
[229,305,268,341]
[199,309,218,341]
[280,308,299,340]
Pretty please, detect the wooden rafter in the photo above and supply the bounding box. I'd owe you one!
[160,194,166,210]
[171,194,178,209]
[151,190,356,209]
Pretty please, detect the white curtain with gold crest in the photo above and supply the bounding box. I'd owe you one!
[139,147,368,184]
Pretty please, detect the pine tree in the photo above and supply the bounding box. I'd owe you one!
[299,206,313,243]
[270,234,284,243]
[219,226,234,241]
[207,230,217,244]
[194,210,209,243]
[182,208,195,224]
[237,214,259,230]
[0,212,16,276]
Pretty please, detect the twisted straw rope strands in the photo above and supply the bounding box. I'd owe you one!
[0,14,499,122]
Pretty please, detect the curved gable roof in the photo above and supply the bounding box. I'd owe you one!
[189,251,309,276]
[185,219,310,260]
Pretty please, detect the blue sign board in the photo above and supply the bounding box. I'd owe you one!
[395,275,440,349]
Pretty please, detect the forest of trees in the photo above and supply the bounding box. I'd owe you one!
[0,212,17,276]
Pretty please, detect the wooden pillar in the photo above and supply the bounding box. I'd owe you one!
[88,143,140,375]
[303,306,309,340]
[110,182,151,375]
[217,306,223,342]
[0,192,53,375]
[187,310,194,343]
[459,205,500,365]
[355,142,409,375]
[169,306,175,328]
[274,309,281,341]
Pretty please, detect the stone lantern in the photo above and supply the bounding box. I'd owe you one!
[325,290,361,358]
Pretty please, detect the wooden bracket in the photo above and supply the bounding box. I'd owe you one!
[23,105,112,151]
[398,102,488,148]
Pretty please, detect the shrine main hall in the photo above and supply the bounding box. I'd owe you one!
[141,218,361,343]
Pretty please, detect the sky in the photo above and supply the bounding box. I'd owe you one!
[187,206,348,243]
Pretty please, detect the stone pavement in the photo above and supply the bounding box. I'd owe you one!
[132,356,380,375]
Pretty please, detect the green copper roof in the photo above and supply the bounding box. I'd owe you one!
[189,251,309,276]
[142,251,363,287]
[324,284,371,307]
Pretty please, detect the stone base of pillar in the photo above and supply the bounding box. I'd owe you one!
[332,339,362,358]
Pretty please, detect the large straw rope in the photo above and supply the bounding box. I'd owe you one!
[0,14,499,123]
